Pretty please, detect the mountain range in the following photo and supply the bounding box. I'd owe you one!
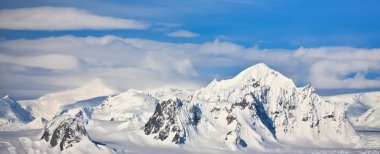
[0,63,379,153]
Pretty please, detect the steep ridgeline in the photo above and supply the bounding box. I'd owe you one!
[0,95,34,130]
[40,108,95,151]
[139,63,360,149]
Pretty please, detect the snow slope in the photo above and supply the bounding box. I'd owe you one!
[325,92,380,129]
[92,89,157,122]
[0,95,34,130]
[20,79,118,120]
[356,104,380,128]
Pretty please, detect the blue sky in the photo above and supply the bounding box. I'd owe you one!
[1,0,380,48]
[0,0,380,99]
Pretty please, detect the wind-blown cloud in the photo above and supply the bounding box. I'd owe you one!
[0,7,148,30]
[0,35,379,99]
[167,30,199,38]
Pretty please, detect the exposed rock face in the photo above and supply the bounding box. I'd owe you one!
[41,109,89,151]
[143,98,201,144]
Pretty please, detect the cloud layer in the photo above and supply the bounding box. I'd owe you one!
[0,35,379,99]
[167,30,199,38]
[0,7,148,30]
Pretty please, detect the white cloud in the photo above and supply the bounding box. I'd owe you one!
[0,36,201,99]
[309,60,380,89]
[156,22,183,28]
[0,35,380,99]
[0,7,148,30]
[167,30,199,38]
[0,53,79,70]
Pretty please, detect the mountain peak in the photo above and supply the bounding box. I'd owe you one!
[244,63,271,71]
[233,63,281,82]
[1,95,19,105]
[0,94,35,127]
[197,63,296,102]
[2,95,10,99]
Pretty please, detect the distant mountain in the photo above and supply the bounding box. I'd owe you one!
[356,104,380,129]
[0,95,34,130]
[20,79,119,120]
[93,89,157,122]
[325,92,380,129]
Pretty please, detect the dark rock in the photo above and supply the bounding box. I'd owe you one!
[226,115,236,125]
[41,116,87,151]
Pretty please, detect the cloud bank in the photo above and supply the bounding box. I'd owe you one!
[167,30,199,38]
[0,7,148,30]
[0,35,379,99]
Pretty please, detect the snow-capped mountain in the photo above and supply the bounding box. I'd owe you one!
[356,104,380,128]
[134,63,359,150]
[325,92,380,129]
[0,95,34,130]
[93,89,157,122]
[188,63,360,147]
[20,79,119,120]
[41,110,88,151]
[41,63,360,152]
[3,63,379,153]
[39,107,112,153]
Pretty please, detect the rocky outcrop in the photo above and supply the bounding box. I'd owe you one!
[143,98,201,144]
[40,109,90,151]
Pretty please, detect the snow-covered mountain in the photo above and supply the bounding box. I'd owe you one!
[0,95,34,130]
[3,63,380,153]
[325,92,380,129]
[34,63,361,152]
[20,79,119,120]
[356,104,380,128]
[93,89,157,122]
[137,63,359,149]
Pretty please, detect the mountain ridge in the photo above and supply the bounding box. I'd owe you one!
[0,95,35,130]
[2,63,376,153]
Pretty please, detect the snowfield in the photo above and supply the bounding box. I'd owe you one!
[0,63,379,153]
